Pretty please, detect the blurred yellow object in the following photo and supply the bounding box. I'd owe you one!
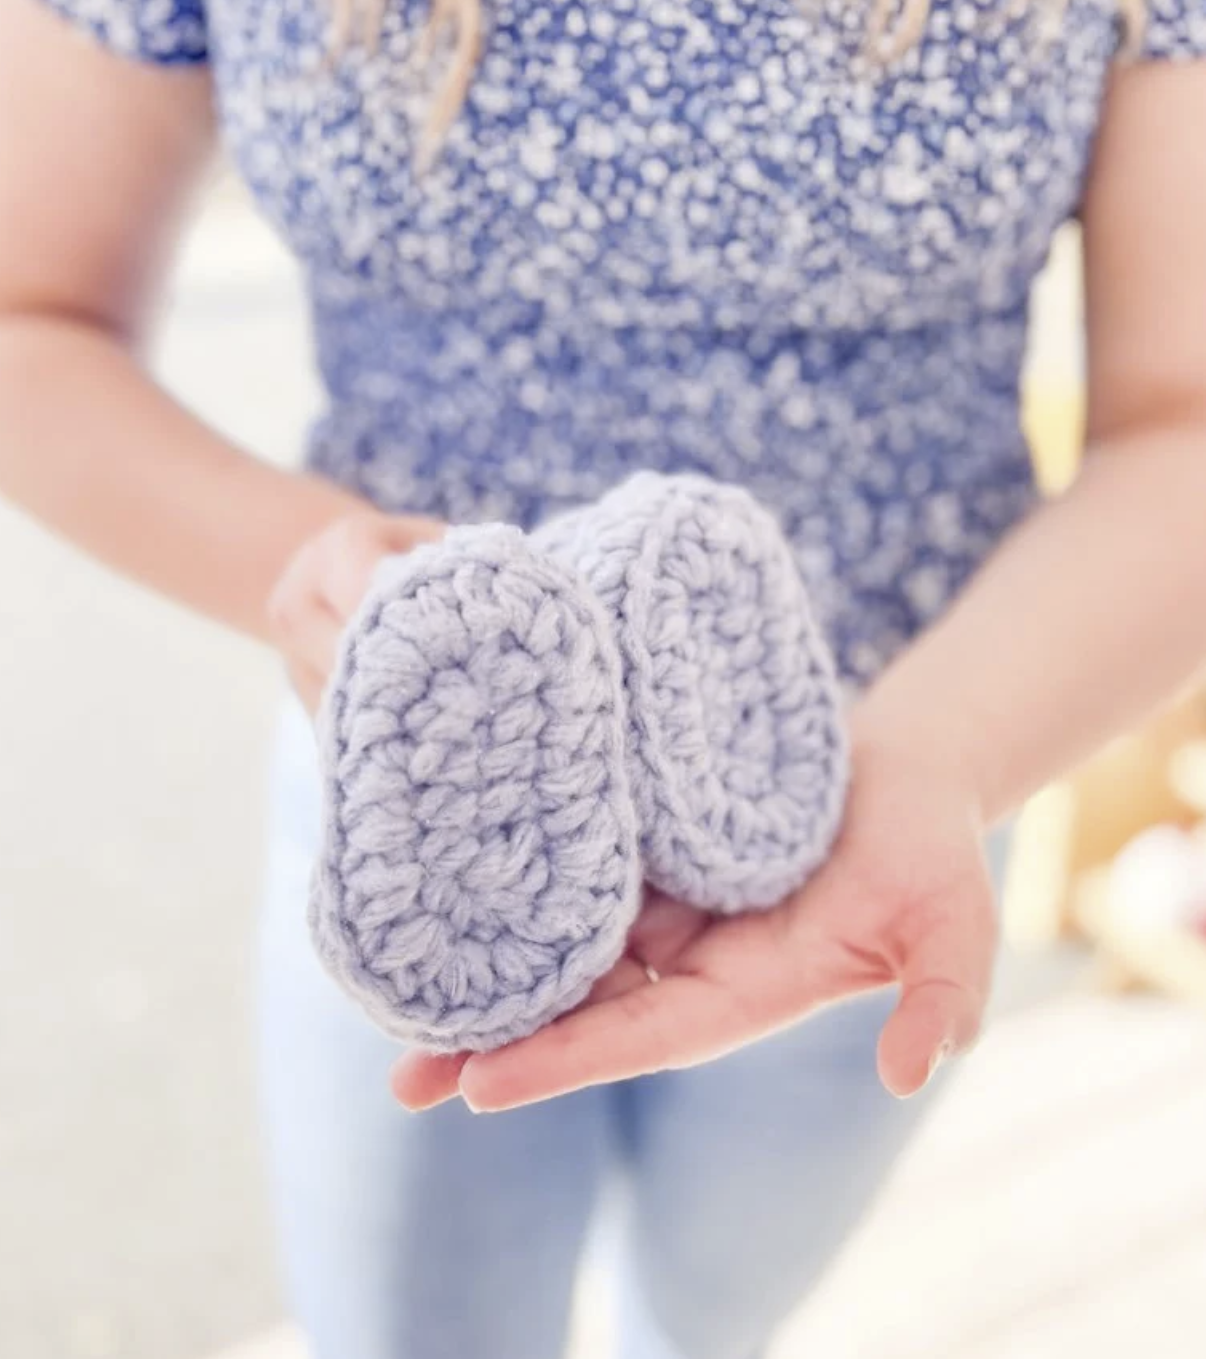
[1022,386,1085,495]
[1002,782,1078,950]
[1167,739,1206,816]
[1022,225,1086,494]
[1064,693,1206,880]
[1008,689,1206,940]
[1007,687,1206,1008]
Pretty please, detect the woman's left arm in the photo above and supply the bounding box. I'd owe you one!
[392,59,1206,1113]
[858,58,1206,824]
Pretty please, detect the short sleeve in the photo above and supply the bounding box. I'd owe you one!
[1135,0,1206,60]
[39,0,208,64]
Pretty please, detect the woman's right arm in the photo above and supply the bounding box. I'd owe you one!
[0,0,440,704]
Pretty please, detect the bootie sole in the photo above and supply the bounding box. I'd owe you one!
[310,525,642,1052]
[538,473,848,912]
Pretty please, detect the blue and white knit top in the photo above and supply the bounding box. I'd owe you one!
[43,0,1206,685]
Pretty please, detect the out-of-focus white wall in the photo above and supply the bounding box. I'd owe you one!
[0,182,314,1359]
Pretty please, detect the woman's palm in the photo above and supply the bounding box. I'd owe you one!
[393,739,997,1112]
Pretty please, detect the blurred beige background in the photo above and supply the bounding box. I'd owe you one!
[1,183,1204,1359]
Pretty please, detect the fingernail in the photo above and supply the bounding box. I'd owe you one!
[927,1039,955,1085]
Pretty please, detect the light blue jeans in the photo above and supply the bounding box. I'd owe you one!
[257,697,1011,1359]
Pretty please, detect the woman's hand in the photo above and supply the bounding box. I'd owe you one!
[391,723,998,1113]
[267,510,446,713]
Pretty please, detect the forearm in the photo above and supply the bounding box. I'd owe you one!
[858,416,1206,824]
[0,312,365,640]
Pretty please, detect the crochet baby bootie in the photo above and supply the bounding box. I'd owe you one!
[535,472,849,912]
[309,525,642,1052]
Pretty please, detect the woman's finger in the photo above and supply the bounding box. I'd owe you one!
[319,519,401,619]
[875,879,995,1098]
[587,892,712,1004]
[284,657,328,717]
[394,897,710,1108]
[457,973,744,1111]
[581,952,661,1006]
[877,976,980,1098]
[298,603,345,680]
[321,515,446,619]
[459,883,897,1111]
[268,560,345,693]
[391,1051,470,1110]
[391,961,685,1110]
[389,956,668,1111]
[628,889,712,962]
[274,592,344,700]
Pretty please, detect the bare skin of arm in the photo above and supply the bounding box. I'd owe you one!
[0,0,441,705]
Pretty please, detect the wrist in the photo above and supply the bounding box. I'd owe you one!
[850,677,992,828]
[219,461,366,641]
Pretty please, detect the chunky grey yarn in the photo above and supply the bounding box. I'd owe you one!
[310,475,849,1051]
[535,472,849,912]
[309,524,642,1053]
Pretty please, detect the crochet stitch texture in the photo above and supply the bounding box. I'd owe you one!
[310,524,642,1052]
[311,476,848,1050]
[535,472,848,910]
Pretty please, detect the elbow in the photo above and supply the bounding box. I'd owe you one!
[1087,377,1206,448]
[0,305,126,503]
[0,296,140,351]
[0,300,139,415]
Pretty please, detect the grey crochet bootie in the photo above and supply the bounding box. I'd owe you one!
[309,524,642,1053]
[535,472,848,912]
[310,476,849,1052]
